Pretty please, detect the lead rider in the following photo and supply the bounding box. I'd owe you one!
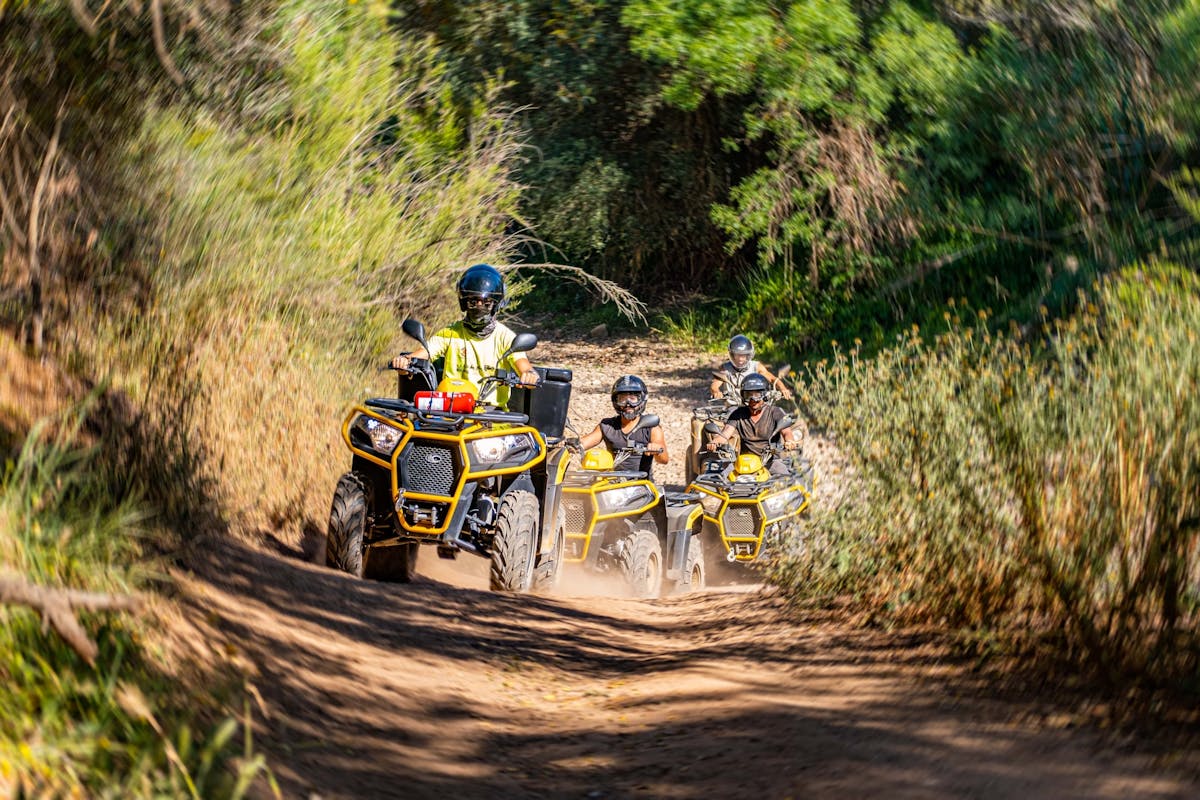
[390,264,541,408]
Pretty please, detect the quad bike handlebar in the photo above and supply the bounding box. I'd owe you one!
[364,397,530,426]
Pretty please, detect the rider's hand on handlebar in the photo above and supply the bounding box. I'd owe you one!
[519,369,540,386]
[390,354,412,371]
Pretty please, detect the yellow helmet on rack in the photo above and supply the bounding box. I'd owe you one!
[581,450,615,471]
[437,376,478,398]
[734,453,769,482]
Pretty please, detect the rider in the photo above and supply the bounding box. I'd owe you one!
[706,373,798,475]
[389,264,540,408]
[577,375,669,479]
[710,334,794,401]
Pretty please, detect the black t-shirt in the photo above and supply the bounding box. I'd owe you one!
[599,415,656,477]
[727,405,787,458]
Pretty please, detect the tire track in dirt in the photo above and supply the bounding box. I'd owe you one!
[174,330,1196,799]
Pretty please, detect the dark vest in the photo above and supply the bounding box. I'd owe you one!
[599,415,656,477]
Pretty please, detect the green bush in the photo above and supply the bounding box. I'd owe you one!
[777,262,1200,684]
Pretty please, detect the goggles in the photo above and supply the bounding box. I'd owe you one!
[743,391,766,403]
[464,297,496,309]
[615,392,642,408]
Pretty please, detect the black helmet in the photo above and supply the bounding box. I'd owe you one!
[458,264,507,331]
[611,374,648,421]
[740,372,770,408]
[728,334,754,360]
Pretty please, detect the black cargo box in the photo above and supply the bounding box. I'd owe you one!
[509,366,572,438]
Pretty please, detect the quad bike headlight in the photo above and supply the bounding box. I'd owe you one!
[595,484,655,515]
[698,492,723,516]
[469,433,537,468]
[761,490,798,519]
[350,414,404,455]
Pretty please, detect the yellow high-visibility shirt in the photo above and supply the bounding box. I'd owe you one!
[426,321,528,408]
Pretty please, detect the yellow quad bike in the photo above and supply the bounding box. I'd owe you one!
[559,415,706,597]
[323,319,573,592]
[686,369,786,484]
[686,417,815,577]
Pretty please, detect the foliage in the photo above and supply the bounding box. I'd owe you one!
[0,412,270,798]
[51,0,529,533]
[776,262,1200,684]
[393,0,747,292]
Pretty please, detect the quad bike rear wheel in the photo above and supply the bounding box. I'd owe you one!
[365,542,420,583]
[326,472,368,578]
[622,529,663,598]
[490,489,539,592]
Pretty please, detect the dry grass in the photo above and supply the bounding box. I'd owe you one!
[774,262,1200,687]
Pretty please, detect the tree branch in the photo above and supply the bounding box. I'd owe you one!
[69,0,98,36]
[151,0,186,86]
[0,575,143,665]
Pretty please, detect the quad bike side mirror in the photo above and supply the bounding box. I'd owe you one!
[703,421,723,436]
[771,415,796,439]
[630,414,659,433]
[402,319,430,354]
[503,332,538,361]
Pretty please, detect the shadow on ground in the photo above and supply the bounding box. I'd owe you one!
[178,537,1196,800]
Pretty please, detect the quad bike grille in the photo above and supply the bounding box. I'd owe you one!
[721,504,761,539]
[404,443,457,496]
[562,497,592,533]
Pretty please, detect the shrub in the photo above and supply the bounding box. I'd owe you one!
[777,262,1200,684]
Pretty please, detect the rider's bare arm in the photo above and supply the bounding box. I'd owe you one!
[757,364,794,398]
[390,347,430,370]
[706,423,737,451]
[649,426,669,465]
[513,355,540,386]
[781,425,800,449]
[578,425,604,451]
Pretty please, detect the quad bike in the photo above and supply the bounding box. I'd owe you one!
[686,417,815,577]
[685,366,794,485]
[558,415,706,597]
[322,319,573,592]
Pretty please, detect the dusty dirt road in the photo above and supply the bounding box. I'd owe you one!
[176,331,1197,799]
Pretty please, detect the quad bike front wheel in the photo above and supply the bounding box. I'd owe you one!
[490,489,539,592]
[365,542,420,583]
[672,535,706,595]
[532,507,565,593]
[326,472,368,578]
[622,529,663,598]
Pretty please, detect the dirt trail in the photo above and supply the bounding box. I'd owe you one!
[178,331,1196,799]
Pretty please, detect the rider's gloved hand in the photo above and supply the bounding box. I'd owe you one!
[390,354,411,370]
[564,437,582,453]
